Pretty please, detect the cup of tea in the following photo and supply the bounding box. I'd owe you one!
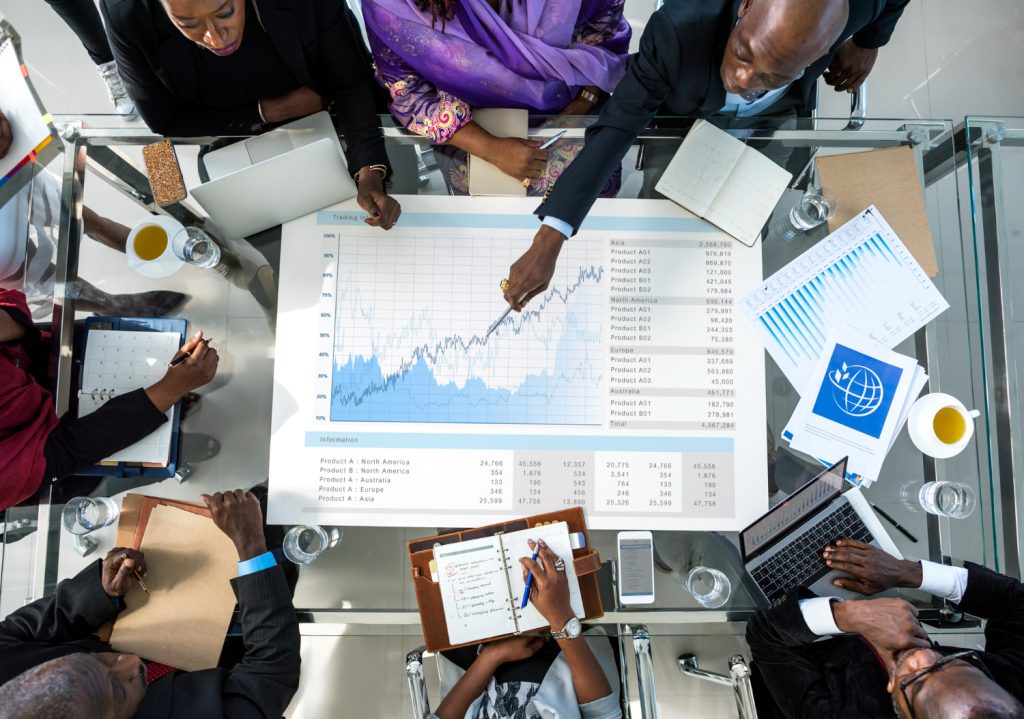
[906,392,981,459]
[126,215,185,278]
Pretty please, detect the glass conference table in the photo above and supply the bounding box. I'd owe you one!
[0,115,1002,700]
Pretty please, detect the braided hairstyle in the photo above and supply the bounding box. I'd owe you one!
[415,0,458,28]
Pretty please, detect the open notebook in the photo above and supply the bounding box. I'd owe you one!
[434,521,585,645]
[78,330,180,464]
[654,119,792,246]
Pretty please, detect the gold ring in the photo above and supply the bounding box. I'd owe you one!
[500,278,510,292]
[521,178,530,188]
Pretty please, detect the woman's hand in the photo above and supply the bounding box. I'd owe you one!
[258,87,328,124]
[145,331,219,412]
[356,169,401,230]
[479,635,547,666]
[519,539,575,630]
[487,137,548,183]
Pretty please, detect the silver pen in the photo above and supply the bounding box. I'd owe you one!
[485,295,529,339]
[538,129,568,150]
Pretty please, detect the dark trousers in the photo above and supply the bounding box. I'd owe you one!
[43,0,113,65]
[41,388,167,480]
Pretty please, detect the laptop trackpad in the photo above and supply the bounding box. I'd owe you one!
[246,132,295,166]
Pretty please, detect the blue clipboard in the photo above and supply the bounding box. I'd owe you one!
[76,316,187,479]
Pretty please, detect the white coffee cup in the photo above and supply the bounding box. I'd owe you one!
[126,215,185,278]
[906,392,980,459]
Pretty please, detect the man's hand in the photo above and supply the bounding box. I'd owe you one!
[200,489,267,561]
[145,331,219,412]
[832,598,931,670]
[258,87,328,124]
[479,635,547,666]
[823,39,878,92]
[356,170,401,230]
[488,137,548,183]
[824,539,922,595]
[102,547,147,598]
[519,539,575,631]
[504,226,565,311]
[0,109,12,160]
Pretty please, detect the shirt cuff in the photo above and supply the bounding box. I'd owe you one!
[542,216,574,239]
[798,596,843,636]
[579,690,622,719]
[918,560,969,603]
[237,551,278,576]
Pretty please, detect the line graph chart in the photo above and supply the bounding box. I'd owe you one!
[328,235,605,425]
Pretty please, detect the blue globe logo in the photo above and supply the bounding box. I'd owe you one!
[828,362,884,417]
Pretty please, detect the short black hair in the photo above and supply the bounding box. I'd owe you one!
[0,655,106,719]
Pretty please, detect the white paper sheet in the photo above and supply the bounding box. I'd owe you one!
[0,40,51,181]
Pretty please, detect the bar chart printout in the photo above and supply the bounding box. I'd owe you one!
[269,196,767,531]
[740,206,948,388]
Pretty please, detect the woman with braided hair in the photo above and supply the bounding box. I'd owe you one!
[363,0,631,196]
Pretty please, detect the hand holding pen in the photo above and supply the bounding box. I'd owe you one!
[519,539,575,629]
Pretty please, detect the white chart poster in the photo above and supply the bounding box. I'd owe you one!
[269,196,767,530]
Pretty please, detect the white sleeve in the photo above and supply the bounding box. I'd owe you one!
[798,596,843,636]
[918,560,969,603]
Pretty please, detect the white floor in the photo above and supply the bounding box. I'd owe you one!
[0,0,1022,716]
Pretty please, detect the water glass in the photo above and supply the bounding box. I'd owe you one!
[686,566,732,608]
[61,496,120,536]
[773,187,838,241]
[282,524,343,565]
[918,481,977,519]
[172,227,222,269]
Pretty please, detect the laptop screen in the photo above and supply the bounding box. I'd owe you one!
[740,458,848,561]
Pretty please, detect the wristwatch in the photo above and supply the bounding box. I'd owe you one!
[551,616,582,640]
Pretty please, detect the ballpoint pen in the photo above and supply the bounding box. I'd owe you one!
[870,502,919,543]
[132,568,150,594]
[538,129,567,150]
[486,297,528,339]
[168,337,213,367]
[520,546,541,609]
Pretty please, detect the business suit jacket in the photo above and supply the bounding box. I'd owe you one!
[0,560,301,719]
[100,0,390,173]
[745,562,1024,719]
[537,0,910,232]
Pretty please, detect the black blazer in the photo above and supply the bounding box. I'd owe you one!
[745,562,1024,719]
[100,0,390,173]
[537,0,910,232]
[0,561,301,719]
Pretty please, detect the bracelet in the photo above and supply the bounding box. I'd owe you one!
[354,164,389,182]
[257,100,268,125]
[578,89,599,106]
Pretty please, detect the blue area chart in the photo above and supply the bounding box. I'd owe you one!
[330,266,604,425]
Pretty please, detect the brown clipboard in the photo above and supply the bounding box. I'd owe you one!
[408,507,603,653]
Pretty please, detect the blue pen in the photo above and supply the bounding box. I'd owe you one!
[520,547,541,609]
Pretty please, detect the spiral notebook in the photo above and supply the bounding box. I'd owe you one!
[78,330,181,464]
[434,521,584,645]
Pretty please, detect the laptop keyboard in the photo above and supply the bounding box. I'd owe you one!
[751,502,874,603]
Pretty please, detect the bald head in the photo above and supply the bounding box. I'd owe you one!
[721,0,849,95]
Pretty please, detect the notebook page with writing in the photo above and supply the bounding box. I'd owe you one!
[503,522,585,633]
[654,120,746,217]
[703,145,792,246]
[434,535,518,645]
[78,330,181,463]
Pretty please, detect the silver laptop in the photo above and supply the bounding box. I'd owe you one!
[740,457,903,604]
[190,111,357,239]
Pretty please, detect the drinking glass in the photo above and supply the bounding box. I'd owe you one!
[773,187,838,241]
[918,481,977,519]
[61,496,120,536]
[282,524,343,565]
[172,227,222,269]
[686,566,732,608]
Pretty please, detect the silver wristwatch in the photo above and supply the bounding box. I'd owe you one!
[551,616,582,640]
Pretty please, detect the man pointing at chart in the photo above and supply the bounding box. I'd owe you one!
[501,0,910,310]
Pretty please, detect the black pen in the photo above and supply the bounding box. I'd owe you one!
[871,503,918,544]
[168,337,213,367]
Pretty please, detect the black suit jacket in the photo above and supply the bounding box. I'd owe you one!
[100,0,389,173]
[0,560,301,719]
[745,563,1024,719]
[537,0,910,232]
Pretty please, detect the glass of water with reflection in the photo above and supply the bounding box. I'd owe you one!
[686,566,732,608]
[61,496,120,535]
[774,186,838,241]
[282,524,343,565]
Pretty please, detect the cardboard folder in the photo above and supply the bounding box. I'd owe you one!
[408,507,603,652]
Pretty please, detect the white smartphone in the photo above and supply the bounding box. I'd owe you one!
[617,531,655,605]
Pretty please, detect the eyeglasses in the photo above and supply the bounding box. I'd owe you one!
[895,650,993,719]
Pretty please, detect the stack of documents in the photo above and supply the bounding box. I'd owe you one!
[782,331,927,484]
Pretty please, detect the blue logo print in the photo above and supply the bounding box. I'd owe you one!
[812,344,903,439]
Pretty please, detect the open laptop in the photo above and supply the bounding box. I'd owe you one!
[190,111,358,239]
[740,457,903,604]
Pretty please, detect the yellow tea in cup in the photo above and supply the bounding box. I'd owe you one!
[133,225,168,261]
[933,406,967,444]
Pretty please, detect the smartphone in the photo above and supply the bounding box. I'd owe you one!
[617,531,655,605]
[142,140,187,206]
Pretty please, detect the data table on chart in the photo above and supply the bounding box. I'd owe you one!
[269,196,767,530]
